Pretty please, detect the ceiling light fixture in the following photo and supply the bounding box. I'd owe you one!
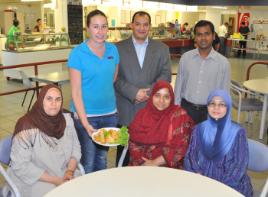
[211,6,227,9]
[21,0,42,2]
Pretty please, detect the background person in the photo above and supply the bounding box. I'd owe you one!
[115,11,171,166]
[174,20,230,124]
[212,33,221,52]
[128,80,194,168]
[184,90,253,197]
[218,22,228,55]
[6,19,20,50]
[238,21,250,57]
[33,18,43,32]
[67,9,119,173]
[181,22,189,34]
[4,85,81,197]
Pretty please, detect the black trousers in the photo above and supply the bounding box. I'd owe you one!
[181,98,207,125]
[238,41,247,57]
[219,37,226,56]
[115,124,129,166]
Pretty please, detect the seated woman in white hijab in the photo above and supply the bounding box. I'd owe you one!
[4,85,81,197]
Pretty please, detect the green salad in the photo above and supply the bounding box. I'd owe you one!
[118,126,129,145]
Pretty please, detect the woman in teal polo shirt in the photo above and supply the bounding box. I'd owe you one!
[67,9,119,173]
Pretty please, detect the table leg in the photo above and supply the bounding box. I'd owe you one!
[35,81,40,96]
[259,94,268,139]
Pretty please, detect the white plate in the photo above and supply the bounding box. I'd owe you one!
[92,127,120,147]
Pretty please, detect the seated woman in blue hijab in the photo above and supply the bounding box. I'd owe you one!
[184,90,253,197]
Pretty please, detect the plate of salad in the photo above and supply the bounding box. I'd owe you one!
[92,126,129,147]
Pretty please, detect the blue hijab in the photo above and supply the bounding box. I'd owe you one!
[198,90,240,161]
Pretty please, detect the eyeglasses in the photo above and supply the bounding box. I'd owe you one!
[208,102,226,108]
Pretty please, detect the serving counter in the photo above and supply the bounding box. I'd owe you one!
[2,47,72,80]
[108,27,193,53]
[157,38,193,57]
[2,33,72,80]
[226,38,268,58]
[0,34,7,65]
[158,38,193,48]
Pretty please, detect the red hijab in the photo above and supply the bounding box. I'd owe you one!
[14,84,66,139]
[129,80,179,145]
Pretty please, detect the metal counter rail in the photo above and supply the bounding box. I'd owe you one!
[0,59,67,97]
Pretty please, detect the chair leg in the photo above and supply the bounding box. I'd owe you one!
[21,90,28,107]
[249,112,253,124]
[266,128,268,145]
[237,110,241,123]
[245,112,250,123]
[27,90,35,112]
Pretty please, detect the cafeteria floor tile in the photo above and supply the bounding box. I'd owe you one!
[0,56,267,192]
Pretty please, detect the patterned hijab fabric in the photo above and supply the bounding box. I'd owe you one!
[198,90,240,161]
[14,84,66,139]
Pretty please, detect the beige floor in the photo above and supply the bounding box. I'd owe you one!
[0,56,267,193]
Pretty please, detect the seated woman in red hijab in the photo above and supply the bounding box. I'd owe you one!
[128,80,194,168]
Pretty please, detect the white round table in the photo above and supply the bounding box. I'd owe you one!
[243,78,268,139]
[45,166,243,197]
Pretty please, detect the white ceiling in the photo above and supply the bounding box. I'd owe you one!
[0,0,50,3]
[0,0,267,11]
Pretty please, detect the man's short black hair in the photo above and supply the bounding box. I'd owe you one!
[132,11,151,25]
[194,20,215,35]
[36,18,41,22]
[13,20,19,27]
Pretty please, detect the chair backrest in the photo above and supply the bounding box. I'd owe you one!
[117,145,128,167]
[260,178,268,197]
[230,80,244,97]
[0,135,12,165]
[0,136,21,197]
[248,139,268,172]
[18,70,33,88]
[0,164,21,197]
[231,80,242,88]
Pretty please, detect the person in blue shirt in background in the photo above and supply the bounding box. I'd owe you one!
[67,9,119,173]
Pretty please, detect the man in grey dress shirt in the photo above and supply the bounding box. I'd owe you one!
[174,20,230,124]
[115,11,171,165]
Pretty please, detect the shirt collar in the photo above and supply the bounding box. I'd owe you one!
[82,39,108,54]
[193,47,217,60]
[132,35,149,46]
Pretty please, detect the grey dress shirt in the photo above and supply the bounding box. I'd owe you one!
[174,48,230,105]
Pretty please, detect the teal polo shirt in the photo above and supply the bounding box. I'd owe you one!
[67,40,119,115]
